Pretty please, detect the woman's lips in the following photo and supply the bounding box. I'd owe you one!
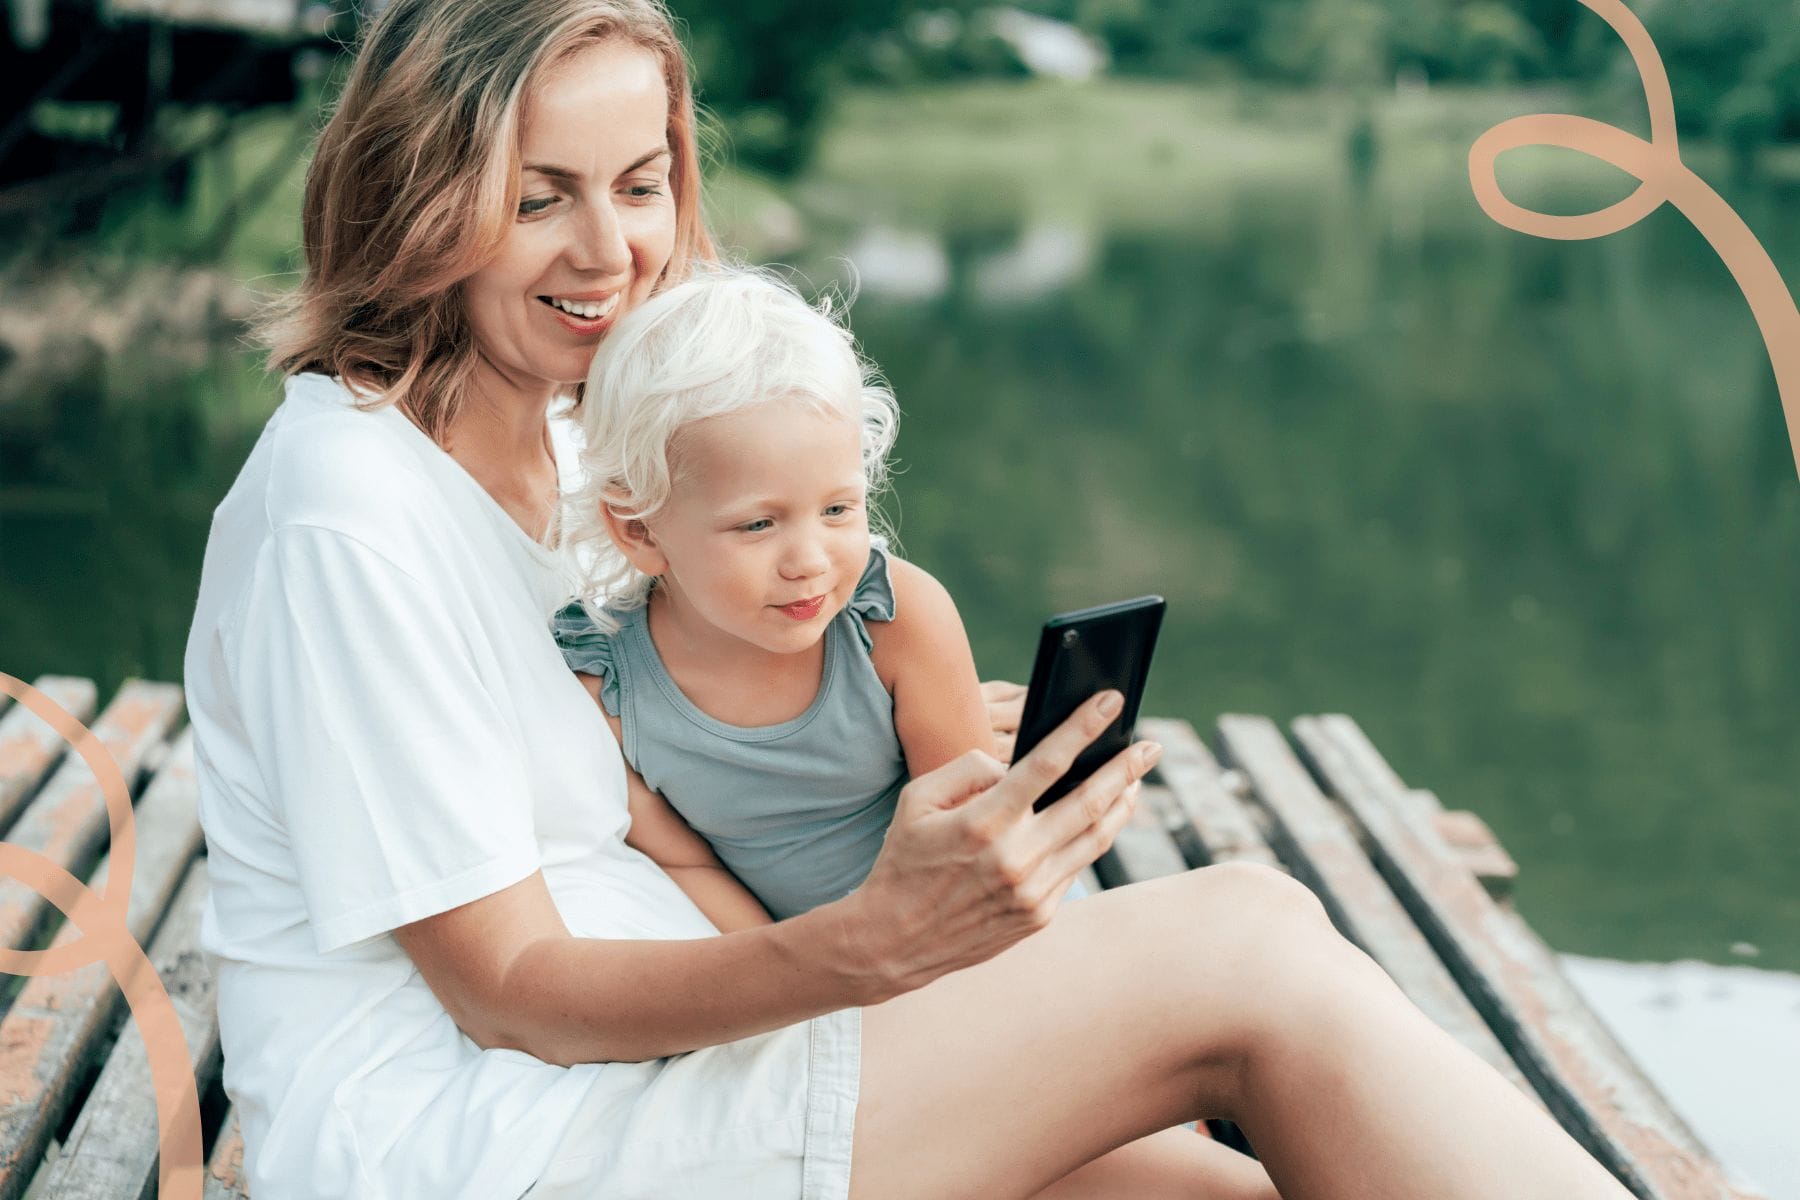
[777,595,826,620]
[539,296,618,336]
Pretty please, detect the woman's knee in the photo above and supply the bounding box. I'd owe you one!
[1142,862,1342,963]
[1110,864,1370,1049]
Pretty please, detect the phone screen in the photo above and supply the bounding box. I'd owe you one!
[1012,596,1165,811]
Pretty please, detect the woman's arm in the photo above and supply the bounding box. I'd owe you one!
[576,672,773,933]
[868,558,996,777]
[394,692,1156,1067]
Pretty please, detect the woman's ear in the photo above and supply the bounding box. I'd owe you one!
[602,503,669,577]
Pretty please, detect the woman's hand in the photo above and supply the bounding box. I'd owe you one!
[835,690,1161,1000]
[980,679,1026,762]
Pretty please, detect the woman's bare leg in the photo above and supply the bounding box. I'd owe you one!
[849,864,1631,1200]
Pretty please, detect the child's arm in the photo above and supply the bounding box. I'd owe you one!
[867,559,997,777]
[575,673,775,932]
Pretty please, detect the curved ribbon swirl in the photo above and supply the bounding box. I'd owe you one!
[1468,0,1800,479]
[0,673,202,1198]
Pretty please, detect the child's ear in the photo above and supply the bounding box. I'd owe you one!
[602,503,669,577]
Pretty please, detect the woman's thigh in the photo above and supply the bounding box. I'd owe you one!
[851,864,1326,1200]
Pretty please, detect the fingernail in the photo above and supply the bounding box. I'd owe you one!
[1137,741,1163,770]
[1097,691,1124,719]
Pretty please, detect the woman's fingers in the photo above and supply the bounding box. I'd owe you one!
[850,694,1151,994]
[993,732,1016,765]
[1036,774,1142,890]
[979,679,1026,736]
[970,690,1124,822]
[898,746,1008,814]
[1034,738,1161,853]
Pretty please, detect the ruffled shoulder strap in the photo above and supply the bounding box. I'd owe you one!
[844,542,897,654]
[550,600,624,716]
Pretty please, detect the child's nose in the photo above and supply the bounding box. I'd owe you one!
[780,537,831,579]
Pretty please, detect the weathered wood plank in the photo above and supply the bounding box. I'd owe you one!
[203,1110,250,1200]
[1302,717,1521,898]
[1291,714,1753,1200]
[38,861,217,1200]
[1091,788,1188,889]
[0,681,184,956]
[0,732,201,1200]
[1136,718,1281,870]
[1430,806,1519,901]
[0,677,98,839]
[1214,715,1535,1095]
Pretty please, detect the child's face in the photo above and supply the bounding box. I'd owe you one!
[634,400,872,656]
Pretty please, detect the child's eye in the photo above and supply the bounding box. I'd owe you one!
[823,504,851,517]
[740,518,773,533]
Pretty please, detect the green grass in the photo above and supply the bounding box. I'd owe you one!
[800,78,1765,231]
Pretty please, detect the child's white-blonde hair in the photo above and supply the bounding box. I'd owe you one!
[566,264,899,626]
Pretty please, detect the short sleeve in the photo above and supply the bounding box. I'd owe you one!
[231,525,543,954]
[845,544,897,654]
[550,601,622,716]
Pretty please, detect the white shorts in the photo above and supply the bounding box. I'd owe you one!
[522,1007,861,1200]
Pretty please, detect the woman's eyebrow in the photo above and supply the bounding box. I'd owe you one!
[620,147,673,174]
[522,148,671,182]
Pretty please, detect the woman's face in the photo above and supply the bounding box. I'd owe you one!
[464,39,677,396]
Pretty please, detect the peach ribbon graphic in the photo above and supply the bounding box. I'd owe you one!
[0,674,202,1197]
[1469,0,1800,480]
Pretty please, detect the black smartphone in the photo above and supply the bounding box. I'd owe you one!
[1012,596,1166,811]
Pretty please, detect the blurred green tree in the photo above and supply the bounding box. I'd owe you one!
[678,0,928,173]
[1619,0,1800,166]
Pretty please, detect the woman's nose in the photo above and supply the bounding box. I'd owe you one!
[569,198,632,277]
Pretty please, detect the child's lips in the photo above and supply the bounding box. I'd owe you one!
[777,595,827,620]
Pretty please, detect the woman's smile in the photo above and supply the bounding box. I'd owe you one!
[539,291,624,336]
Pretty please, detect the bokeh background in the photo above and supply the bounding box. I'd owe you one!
[2,0,1797,1191]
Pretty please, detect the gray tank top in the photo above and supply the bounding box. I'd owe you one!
[551,546,906,920]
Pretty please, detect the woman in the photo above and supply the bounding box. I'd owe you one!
[184,1,1637,1197]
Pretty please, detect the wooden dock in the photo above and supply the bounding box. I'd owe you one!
[0,676,1758,1199]
[3,0,334,195]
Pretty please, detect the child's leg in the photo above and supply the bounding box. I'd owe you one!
[1031,1128,1277,1200]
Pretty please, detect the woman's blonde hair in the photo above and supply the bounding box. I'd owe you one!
[258,0,715,441]
[566,265,899,625]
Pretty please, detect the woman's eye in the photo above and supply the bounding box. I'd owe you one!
[518,196,557,217]
[624,181,666,199]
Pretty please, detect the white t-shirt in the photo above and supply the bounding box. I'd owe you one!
[186,373,719,1199]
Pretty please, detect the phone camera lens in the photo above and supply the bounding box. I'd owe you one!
[1062,629,1080,648]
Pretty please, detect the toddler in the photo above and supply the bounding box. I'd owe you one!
[552,267,994,926]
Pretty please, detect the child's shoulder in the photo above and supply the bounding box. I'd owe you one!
[858,549,966,683]
[876,554,955,625]
[550,599,642,716]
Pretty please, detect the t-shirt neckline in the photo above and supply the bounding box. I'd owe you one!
[373,395,565,567]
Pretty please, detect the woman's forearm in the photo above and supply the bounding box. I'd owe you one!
[497,896,890,1066]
